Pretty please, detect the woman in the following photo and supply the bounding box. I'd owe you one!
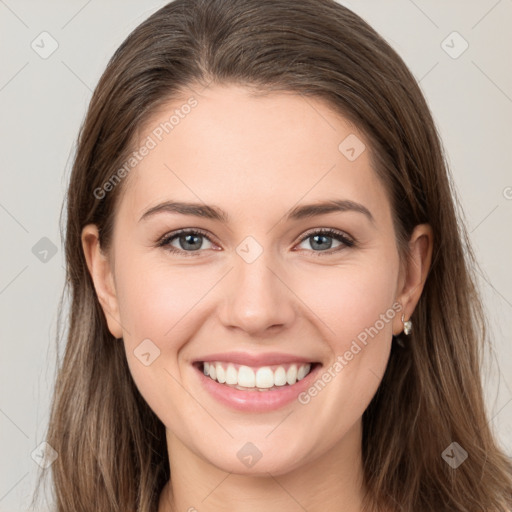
[33,0,512,510]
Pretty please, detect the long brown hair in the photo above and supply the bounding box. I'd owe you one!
[32,0,512,510]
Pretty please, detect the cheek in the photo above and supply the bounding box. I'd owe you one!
[299,257,399,352]
[291,260,398,430]
[112,256,220,416]
[115,254,213,343]
[113,256,209,425]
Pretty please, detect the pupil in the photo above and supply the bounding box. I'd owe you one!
[312,234,332,250]
[182,234,201,250]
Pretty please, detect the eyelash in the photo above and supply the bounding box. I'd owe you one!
[156,227,355,258]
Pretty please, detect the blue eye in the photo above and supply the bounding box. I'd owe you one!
[158,228,214,256]
[157,228,355,257]
[296,228,355,255]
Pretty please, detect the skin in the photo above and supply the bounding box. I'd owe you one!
[82,84,433,512]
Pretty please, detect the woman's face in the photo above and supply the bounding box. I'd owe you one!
[83,84,428,477]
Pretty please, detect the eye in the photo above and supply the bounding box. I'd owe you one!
[157,228,216,257]
[157,227,355,257]
[295,228,355,256]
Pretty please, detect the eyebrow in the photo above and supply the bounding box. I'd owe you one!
[138,199,374,224]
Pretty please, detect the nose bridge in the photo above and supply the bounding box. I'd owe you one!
[219,235,295,334]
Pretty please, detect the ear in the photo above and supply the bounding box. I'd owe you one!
[81,224,123,339]
[393,223,433,335]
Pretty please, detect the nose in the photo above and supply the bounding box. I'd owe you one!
[218,245,296,337]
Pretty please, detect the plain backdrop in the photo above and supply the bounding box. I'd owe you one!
[0,1,511,510]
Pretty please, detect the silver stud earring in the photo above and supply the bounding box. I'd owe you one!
[401,313,412,335]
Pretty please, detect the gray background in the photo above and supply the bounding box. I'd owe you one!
[1,1,511,510]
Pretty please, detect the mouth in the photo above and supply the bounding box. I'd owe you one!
[192,361,322,392]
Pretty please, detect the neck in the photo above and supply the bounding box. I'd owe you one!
[158,419,367,512]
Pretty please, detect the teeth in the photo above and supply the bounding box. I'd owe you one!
[274,366,287,386]
[286,365,297,385]
[255,367,274,388]
[297,364,308,381]
[216,363,226,383]
[238,365,255,387]
[202,361,313,389]
[225,363,238,385]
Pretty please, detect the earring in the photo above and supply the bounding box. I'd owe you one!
[401,313,412,335]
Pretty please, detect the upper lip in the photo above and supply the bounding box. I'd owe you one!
[193,352,319,367]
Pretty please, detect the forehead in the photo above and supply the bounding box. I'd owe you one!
[116,84,389,226]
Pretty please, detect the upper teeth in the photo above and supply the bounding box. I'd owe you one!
[203,362,312,389]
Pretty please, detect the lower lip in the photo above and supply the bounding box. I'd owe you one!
[193,362,322,412]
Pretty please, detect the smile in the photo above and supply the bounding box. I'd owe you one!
[201,361,313,391]
[193,361,323,412]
